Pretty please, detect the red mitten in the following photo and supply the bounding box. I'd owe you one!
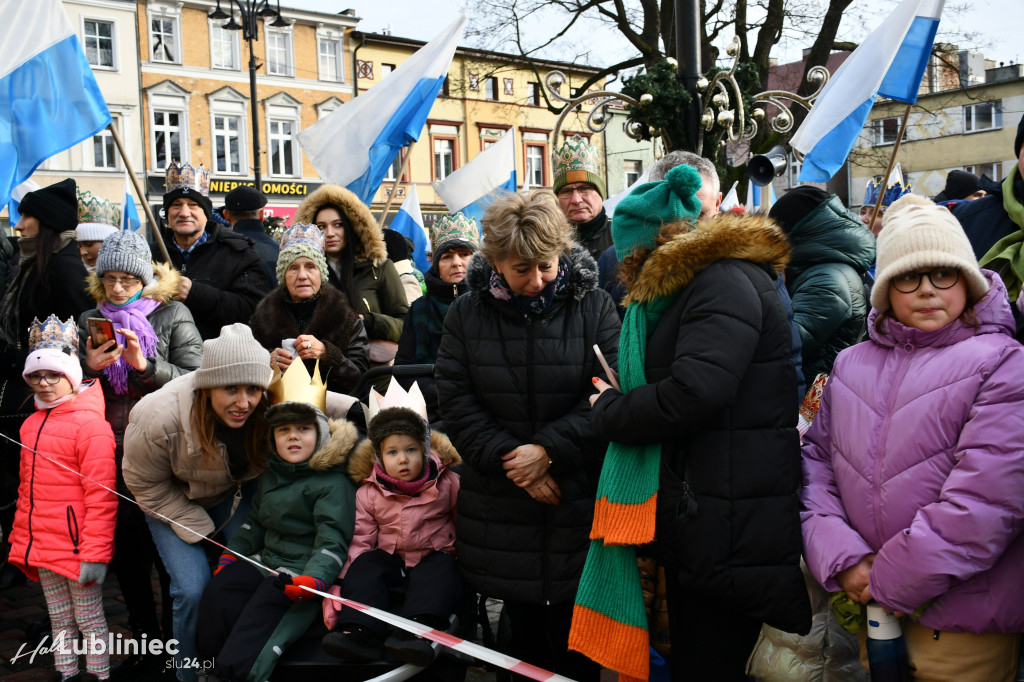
[275,574,326,602]
[214,553,237,576]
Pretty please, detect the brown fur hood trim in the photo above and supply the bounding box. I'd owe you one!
[86,261,183,305]
[308,418,362,472]
[295,184,387,266]
[347,428,461,483]
[623,211,790,306]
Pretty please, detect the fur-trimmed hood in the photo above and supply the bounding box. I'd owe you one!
[85,261,183,305]
[624,211,790,306]
[347,428,461,484]
[464,243,600,304]
[295,184,387,266]
[302,417,362,472]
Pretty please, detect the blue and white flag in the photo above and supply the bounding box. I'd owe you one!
[746,179,777,212]
[791,0,943,182]
[122,170,140,231]
[432,128,517,227]
[298,16,465,205]
[389,184,430,272]
[7,179,40,227]
[0,0,112,211]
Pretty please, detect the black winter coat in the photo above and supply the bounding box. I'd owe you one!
[157,222,270,340]
[231,217,280,286]
[249,283,369,396]
[591,212,811,635]
[955,173,1023,260]
[435,246,621,604]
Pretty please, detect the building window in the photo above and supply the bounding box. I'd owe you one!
[152,110,182,169]
[213,115,242,174]
[872,116,901,146]
[526,144,545,187]
[527,82,540,106]
[787,152,804,186]
[440,76,450,97]
[87,122,119,170]
[434,137,455,181]
[150,16,179,63]
[964,163,1001,182]
[266,29,292,76]
[83,19,115,69]
[383,152,403,181]
[318,37,342,81]
[624,160,642,187]
[358,60,373,80]
[964,101,1002,133]
[211,25,239,70]
[469,73,479,91]
[269,119,296,176]
[503,78,514,96]
[381,63,395,78]
[485,77,498,100]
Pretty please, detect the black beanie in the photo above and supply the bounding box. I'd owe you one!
[163,187,213,220]
[1016,112,1024,159]
[939,170,981,201]
[18,178,78,231]
[382,228,412,263]
[768,185,831,234]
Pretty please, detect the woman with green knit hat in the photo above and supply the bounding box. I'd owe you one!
[575,164,810,681]
[249,222,369,396]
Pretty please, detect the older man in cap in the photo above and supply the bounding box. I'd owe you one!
[158,163,270,339]
[552,136,613,261]
[222,185,277,284]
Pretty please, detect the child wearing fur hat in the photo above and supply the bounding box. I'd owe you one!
[197,393,360,682]
[322,380,462,667]
[801,194,1024,680]
[7,315,117,681]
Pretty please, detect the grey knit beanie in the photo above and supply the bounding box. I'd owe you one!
[276,244,329,288]
[194,323,273,389]
[95,230,155,285]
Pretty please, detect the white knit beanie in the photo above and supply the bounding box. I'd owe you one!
[194,323,272,390]
[95,230,155,285]
[872,194,989,312]
[76,223,118,243]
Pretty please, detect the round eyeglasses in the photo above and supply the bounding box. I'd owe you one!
[890,268,960,294]
[26,371,65,385]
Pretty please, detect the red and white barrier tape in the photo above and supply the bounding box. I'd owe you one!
[2,431,577,681]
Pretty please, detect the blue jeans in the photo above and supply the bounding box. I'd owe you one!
[146,481,256,681]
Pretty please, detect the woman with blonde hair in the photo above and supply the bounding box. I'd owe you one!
[123,323,272,682]
[435,190,621,681]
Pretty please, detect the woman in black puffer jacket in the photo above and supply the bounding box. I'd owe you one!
[435,191,620,682]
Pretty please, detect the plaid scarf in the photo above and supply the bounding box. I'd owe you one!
[569,292,676,682]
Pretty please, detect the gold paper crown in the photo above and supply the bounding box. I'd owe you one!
[77,190,120,228]
[268,357,327,412]
[165,162,211,197]
[433,212,479,249]
[27,315,79,355]
[362,377,428,425]
[279,222,326,254]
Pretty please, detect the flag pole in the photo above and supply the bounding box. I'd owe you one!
[377,142,417,229]
[107,123,172,263]
[868,102,914,232]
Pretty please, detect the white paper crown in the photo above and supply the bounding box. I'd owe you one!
[362,377,428,425]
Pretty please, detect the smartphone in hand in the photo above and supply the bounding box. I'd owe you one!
[86,317,116,348]
[592,344,621,391]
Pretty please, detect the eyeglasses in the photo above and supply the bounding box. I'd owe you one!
[556,184,597,199]
[26,371,65,385]
[891,268,960,294]
[100,275,142,288]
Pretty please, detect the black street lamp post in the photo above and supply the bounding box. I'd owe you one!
[209,0,289,189]
[675,0,702,152]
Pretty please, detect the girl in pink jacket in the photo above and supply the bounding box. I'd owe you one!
[801,195,1024,681]
[322,383,461,668]
[8,315,116,681]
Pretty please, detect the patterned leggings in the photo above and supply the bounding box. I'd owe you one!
[38,567,110,680]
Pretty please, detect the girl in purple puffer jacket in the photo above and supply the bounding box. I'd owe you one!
[801,194,1024,682]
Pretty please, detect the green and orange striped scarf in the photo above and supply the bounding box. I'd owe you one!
[569,292,675,682]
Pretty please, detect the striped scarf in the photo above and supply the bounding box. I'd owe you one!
[569,292,675,682]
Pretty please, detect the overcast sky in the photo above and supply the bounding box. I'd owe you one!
[287,0,1024,70]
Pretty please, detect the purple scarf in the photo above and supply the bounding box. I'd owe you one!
[98,297,161,395]
[373,457,433,495]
